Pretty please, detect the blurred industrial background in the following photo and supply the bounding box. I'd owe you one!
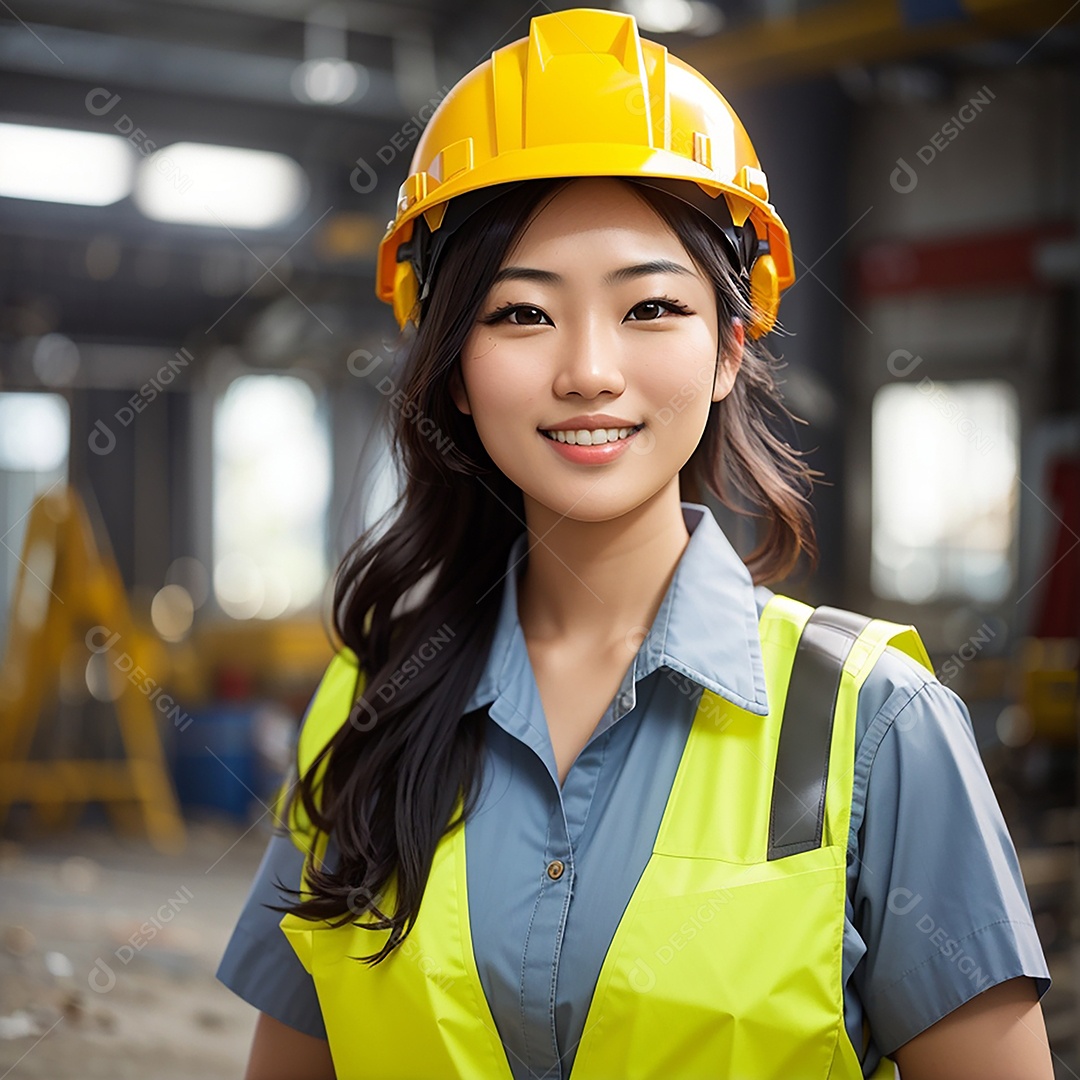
[0,0,1078,1075]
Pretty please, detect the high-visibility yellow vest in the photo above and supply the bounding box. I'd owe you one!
[280,594,934,1079]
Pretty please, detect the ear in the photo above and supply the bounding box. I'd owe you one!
[712,317,745,403]
[449,363,472,416]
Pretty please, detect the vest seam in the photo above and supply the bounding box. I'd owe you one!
[823,995,848,1080]
[879,642,937,685]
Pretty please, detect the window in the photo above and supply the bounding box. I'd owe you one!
[871,379,1018,604]
[0,393,70,656]
[212,374,330,619]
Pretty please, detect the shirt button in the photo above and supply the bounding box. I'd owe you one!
[546,859,565,880]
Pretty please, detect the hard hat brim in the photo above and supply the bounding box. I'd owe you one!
[376,145,794,313]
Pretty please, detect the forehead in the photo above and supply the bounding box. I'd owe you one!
[509,177,684,256]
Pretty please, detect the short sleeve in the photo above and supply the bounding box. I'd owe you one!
[215,689,335,1039]
[217,644,363,1035]
[215,828,328,1038]
[849,648,1052,1055]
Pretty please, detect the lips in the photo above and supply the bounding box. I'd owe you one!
[539,413,641,432]
[537,422,645,465]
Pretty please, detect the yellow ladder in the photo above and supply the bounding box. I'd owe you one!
[0,483,186,853]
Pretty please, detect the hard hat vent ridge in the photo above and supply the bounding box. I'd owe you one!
[524,12,654,148]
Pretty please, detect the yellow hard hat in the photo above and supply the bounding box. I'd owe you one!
[375,7,794,339]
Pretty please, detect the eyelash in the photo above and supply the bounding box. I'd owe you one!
[479,296,694,326]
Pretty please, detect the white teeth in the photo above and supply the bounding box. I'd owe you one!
[543,426,638,445]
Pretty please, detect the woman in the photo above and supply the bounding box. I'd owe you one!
[217,9,1053,1079]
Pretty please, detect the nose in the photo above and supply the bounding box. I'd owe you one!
[550,312,627,400]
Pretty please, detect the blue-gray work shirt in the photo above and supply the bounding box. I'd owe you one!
[216,501,1051,1078]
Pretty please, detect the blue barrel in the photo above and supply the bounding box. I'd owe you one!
[169,704,267,821]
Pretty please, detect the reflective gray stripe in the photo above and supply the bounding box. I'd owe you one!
[768,606,871,860]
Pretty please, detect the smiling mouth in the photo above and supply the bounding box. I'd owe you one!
[540,424,645,446]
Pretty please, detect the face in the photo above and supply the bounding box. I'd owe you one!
[450,177,744,523]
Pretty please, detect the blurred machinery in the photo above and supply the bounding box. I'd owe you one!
[983,453,1080,963]
[1023,453,1080,767]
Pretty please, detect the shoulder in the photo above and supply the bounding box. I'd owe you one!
[844,646,1052,1053]
[755,587,940,739]
[850,636,995,802]
[755,591,967,813]
[841,619,983,839]
[854,641,942,749]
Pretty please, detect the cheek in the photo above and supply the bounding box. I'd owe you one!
[459,336,542,421]
[458,335,503,408]
[637,331,718,415]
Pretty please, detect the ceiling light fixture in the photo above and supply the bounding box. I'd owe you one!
[0,122,134,205]
[133,142,308,229]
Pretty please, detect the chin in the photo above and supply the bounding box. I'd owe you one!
[519,479,667,524]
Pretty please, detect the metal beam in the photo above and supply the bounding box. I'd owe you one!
[140,0,435,37]
[0,21,404,118]
[676,0,1080,89]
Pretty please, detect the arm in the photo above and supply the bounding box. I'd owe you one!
[215,828,330,1037]
[892,975,1053,1079]
[849,650,1054,1071]
[244,1012,336,1080]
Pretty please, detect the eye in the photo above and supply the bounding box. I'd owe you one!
[480,303,552,327]
[625,297,693,322]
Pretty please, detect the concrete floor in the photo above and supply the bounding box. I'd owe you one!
[1,817,1078,1078]
[0,818,266,1079]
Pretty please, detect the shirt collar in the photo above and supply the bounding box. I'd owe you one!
[464,501,769,718]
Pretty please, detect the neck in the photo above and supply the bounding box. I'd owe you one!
[515,480,692,655]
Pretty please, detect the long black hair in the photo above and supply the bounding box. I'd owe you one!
[278,177,819,963]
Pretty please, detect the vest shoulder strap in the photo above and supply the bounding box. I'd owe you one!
[279,607,935,867]
[765,600,935,861]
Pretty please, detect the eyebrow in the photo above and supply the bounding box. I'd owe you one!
[490,259,696,287]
